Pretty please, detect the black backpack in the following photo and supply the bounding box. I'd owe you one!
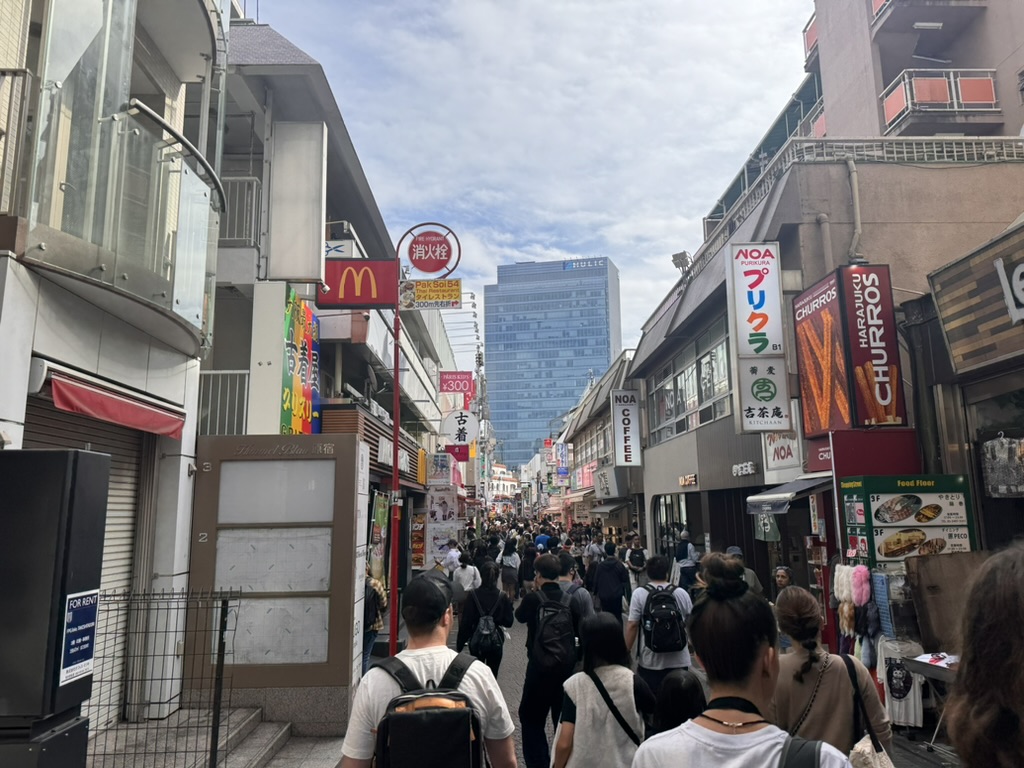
[641,584,686,653]
[373,655,485,768]
[468,591,504,660]
[531,590,575,672]
[364,580,380,628]
[628,548,647,569]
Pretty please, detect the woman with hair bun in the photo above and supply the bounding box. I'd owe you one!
[946,543,1024,768]
[633,554,852,768]
[771,586,890,754]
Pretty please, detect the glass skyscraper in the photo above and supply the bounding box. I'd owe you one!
[484,258,622,469]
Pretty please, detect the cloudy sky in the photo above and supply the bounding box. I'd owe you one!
[255,0,813,361]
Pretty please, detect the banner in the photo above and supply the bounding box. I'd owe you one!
[555,442,570,476]
[729,243,791,431]
[369,491,389,586]
[838,266,906,428]
[281,289,321,435]
[610,390,642,466]
[793,272,852,437]
[400,279,462,309]
[411,511,427,569]
[439,371,475,398]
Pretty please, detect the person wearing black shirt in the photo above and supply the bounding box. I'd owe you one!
[594,541,631,624]
[457,561,514,676]
[514,553,586,768]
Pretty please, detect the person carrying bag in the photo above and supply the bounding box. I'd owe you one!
[841,655,895,768]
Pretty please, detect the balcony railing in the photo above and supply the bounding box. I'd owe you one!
[0,69,32,216]
[803,14,819,60]
[199,370,249,435]
[881,69,999,133]
[219,176,262,247]
[682,136,1024,286]
[799,101,827,138]
[872,0,892,18]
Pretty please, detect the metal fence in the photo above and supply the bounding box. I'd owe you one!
[0,68,32,216]
[219,176,262,247]
[85,590,238,768]
[199,371,249,436]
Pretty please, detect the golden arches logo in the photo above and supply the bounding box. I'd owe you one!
[338,266,378,299]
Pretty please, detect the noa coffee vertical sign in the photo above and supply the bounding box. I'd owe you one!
[611,390,642,466]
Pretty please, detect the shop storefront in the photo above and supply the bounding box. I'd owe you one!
[928,223,1024,543]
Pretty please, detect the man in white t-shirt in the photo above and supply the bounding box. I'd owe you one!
[340,572,516,768]
[626,554,693,696]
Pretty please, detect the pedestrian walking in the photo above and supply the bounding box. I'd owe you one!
[551,613,656,768]
[625,555,693,697]
[514,553,587,768]
[340,571,516,768]
[771,585,891,755]
[457,561,514,677]
[669,532,699,592]
[499,539,521,602]
[631,553,850,768]
[452,551,482,617]
[626,535,650,591]
[594,541,630,624]
[557,551,595,622]
[725,545,764,597]
[650,669,706,736]
[362,563,388,674]
[519,543,538,596]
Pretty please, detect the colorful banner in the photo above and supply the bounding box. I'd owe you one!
[440,370,475,396]
[281,289,321,435]
[838,266,906,428]
[427,452,454,486]
[793,272,852,437]
[729,243,791,431]
[400,279,463,309]
[411,512,427,569]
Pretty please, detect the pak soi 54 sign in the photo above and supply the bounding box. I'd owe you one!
[316,259,399,309]
[729,243,791,432]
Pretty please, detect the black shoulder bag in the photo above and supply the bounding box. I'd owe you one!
[587,671,641,746]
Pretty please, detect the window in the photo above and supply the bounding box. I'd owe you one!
[646,318,732,447]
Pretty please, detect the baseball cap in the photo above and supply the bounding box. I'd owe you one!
[726,546,743,557]
[680,530,690,540]
[401,572,453,628]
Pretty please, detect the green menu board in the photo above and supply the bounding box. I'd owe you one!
[838,475,976,570]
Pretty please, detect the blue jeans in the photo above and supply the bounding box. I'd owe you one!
[362,629,379,673]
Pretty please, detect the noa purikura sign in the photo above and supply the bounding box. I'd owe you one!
[610,389,642,466]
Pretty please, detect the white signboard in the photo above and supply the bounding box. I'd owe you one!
[610,390,642,466]
[729,242,791,432]
[441,409,479,447]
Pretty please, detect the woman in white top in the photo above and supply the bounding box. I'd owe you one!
[499,539,521,602]
[451,551,481,616]
[632,553,852,768]
[552,613,655,768]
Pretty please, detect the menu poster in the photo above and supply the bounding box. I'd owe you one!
[411,512,427,569]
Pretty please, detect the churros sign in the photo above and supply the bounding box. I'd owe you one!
[839,265,906,429]
[792,266,905,438]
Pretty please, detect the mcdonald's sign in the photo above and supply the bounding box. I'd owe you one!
[316,259,399,309]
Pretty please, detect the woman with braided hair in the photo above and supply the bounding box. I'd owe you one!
[771,586,891,755]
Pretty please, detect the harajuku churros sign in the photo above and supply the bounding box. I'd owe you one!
[793,266,905,439]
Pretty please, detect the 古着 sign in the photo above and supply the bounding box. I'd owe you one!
[441,409,479,449]
[728,243,791,432]
[610,389,642,466]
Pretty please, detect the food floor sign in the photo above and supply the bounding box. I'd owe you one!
[839,475,975,569]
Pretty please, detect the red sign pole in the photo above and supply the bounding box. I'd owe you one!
[389,280,402,656]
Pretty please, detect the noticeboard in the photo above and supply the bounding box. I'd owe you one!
[838,475,975,570]
[60,590,99,686]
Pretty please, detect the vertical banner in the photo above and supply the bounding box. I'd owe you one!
[556,442,570,476]
[793,272,852,437]
[369,491,390,586]
[610,390,642,466]
[837,266,906,428]
[281,289,322,435]
[729,243,791,431]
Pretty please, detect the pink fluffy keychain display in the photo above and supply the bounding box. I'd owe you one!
[852,564,871,607]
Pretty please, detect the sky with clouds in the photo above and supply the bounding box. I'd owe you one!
[255,0,814,362]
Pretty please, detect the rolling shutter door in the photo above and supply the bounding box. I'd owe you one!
[22,397,144,731]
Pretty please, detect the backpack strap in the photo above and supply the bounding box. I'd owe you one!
[588,672,641,746]
[471,588,484,615]
[779,735,822,768]
[567,583,583,597]
[841,654,884,753]
[438,652,476,691]
[376,656,423,694]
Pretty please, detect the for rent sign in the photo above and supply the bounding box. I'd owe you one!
[611,390,642,466]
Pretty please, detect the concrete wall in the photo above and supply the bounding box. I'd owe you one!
[814,0,884,136]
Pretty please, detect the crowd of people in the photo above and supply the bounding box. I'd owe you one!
[343,517,1024,768]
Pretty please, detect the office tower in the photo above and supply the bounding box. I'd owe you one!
[484,259,622,469]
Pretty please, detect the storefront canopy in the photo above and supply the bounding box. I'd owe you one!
[746,472,832,515]
[590,500,631,516]
[561,489,594,504]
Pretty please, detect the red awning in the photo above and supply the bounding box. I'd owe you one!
[51,373,185,440]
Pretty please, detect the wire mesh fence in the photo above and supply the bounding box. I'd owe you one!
[85,590,239,768]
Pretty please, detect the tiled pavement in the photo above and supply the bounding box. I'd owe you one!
[262,736,348,768]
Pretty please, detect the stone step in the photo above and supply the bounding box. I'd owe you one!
[222,721,292,768]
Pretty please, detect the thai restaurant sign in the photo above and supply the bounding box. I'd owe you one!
[728,243,791,432]
[793,266,905,437]
[610,390,642,466]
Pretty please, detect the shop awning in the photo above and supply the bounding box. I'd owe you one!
[561,489,594,504]
[746,472,832,515]
[51,372,185,440]
[590,500,631,516]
